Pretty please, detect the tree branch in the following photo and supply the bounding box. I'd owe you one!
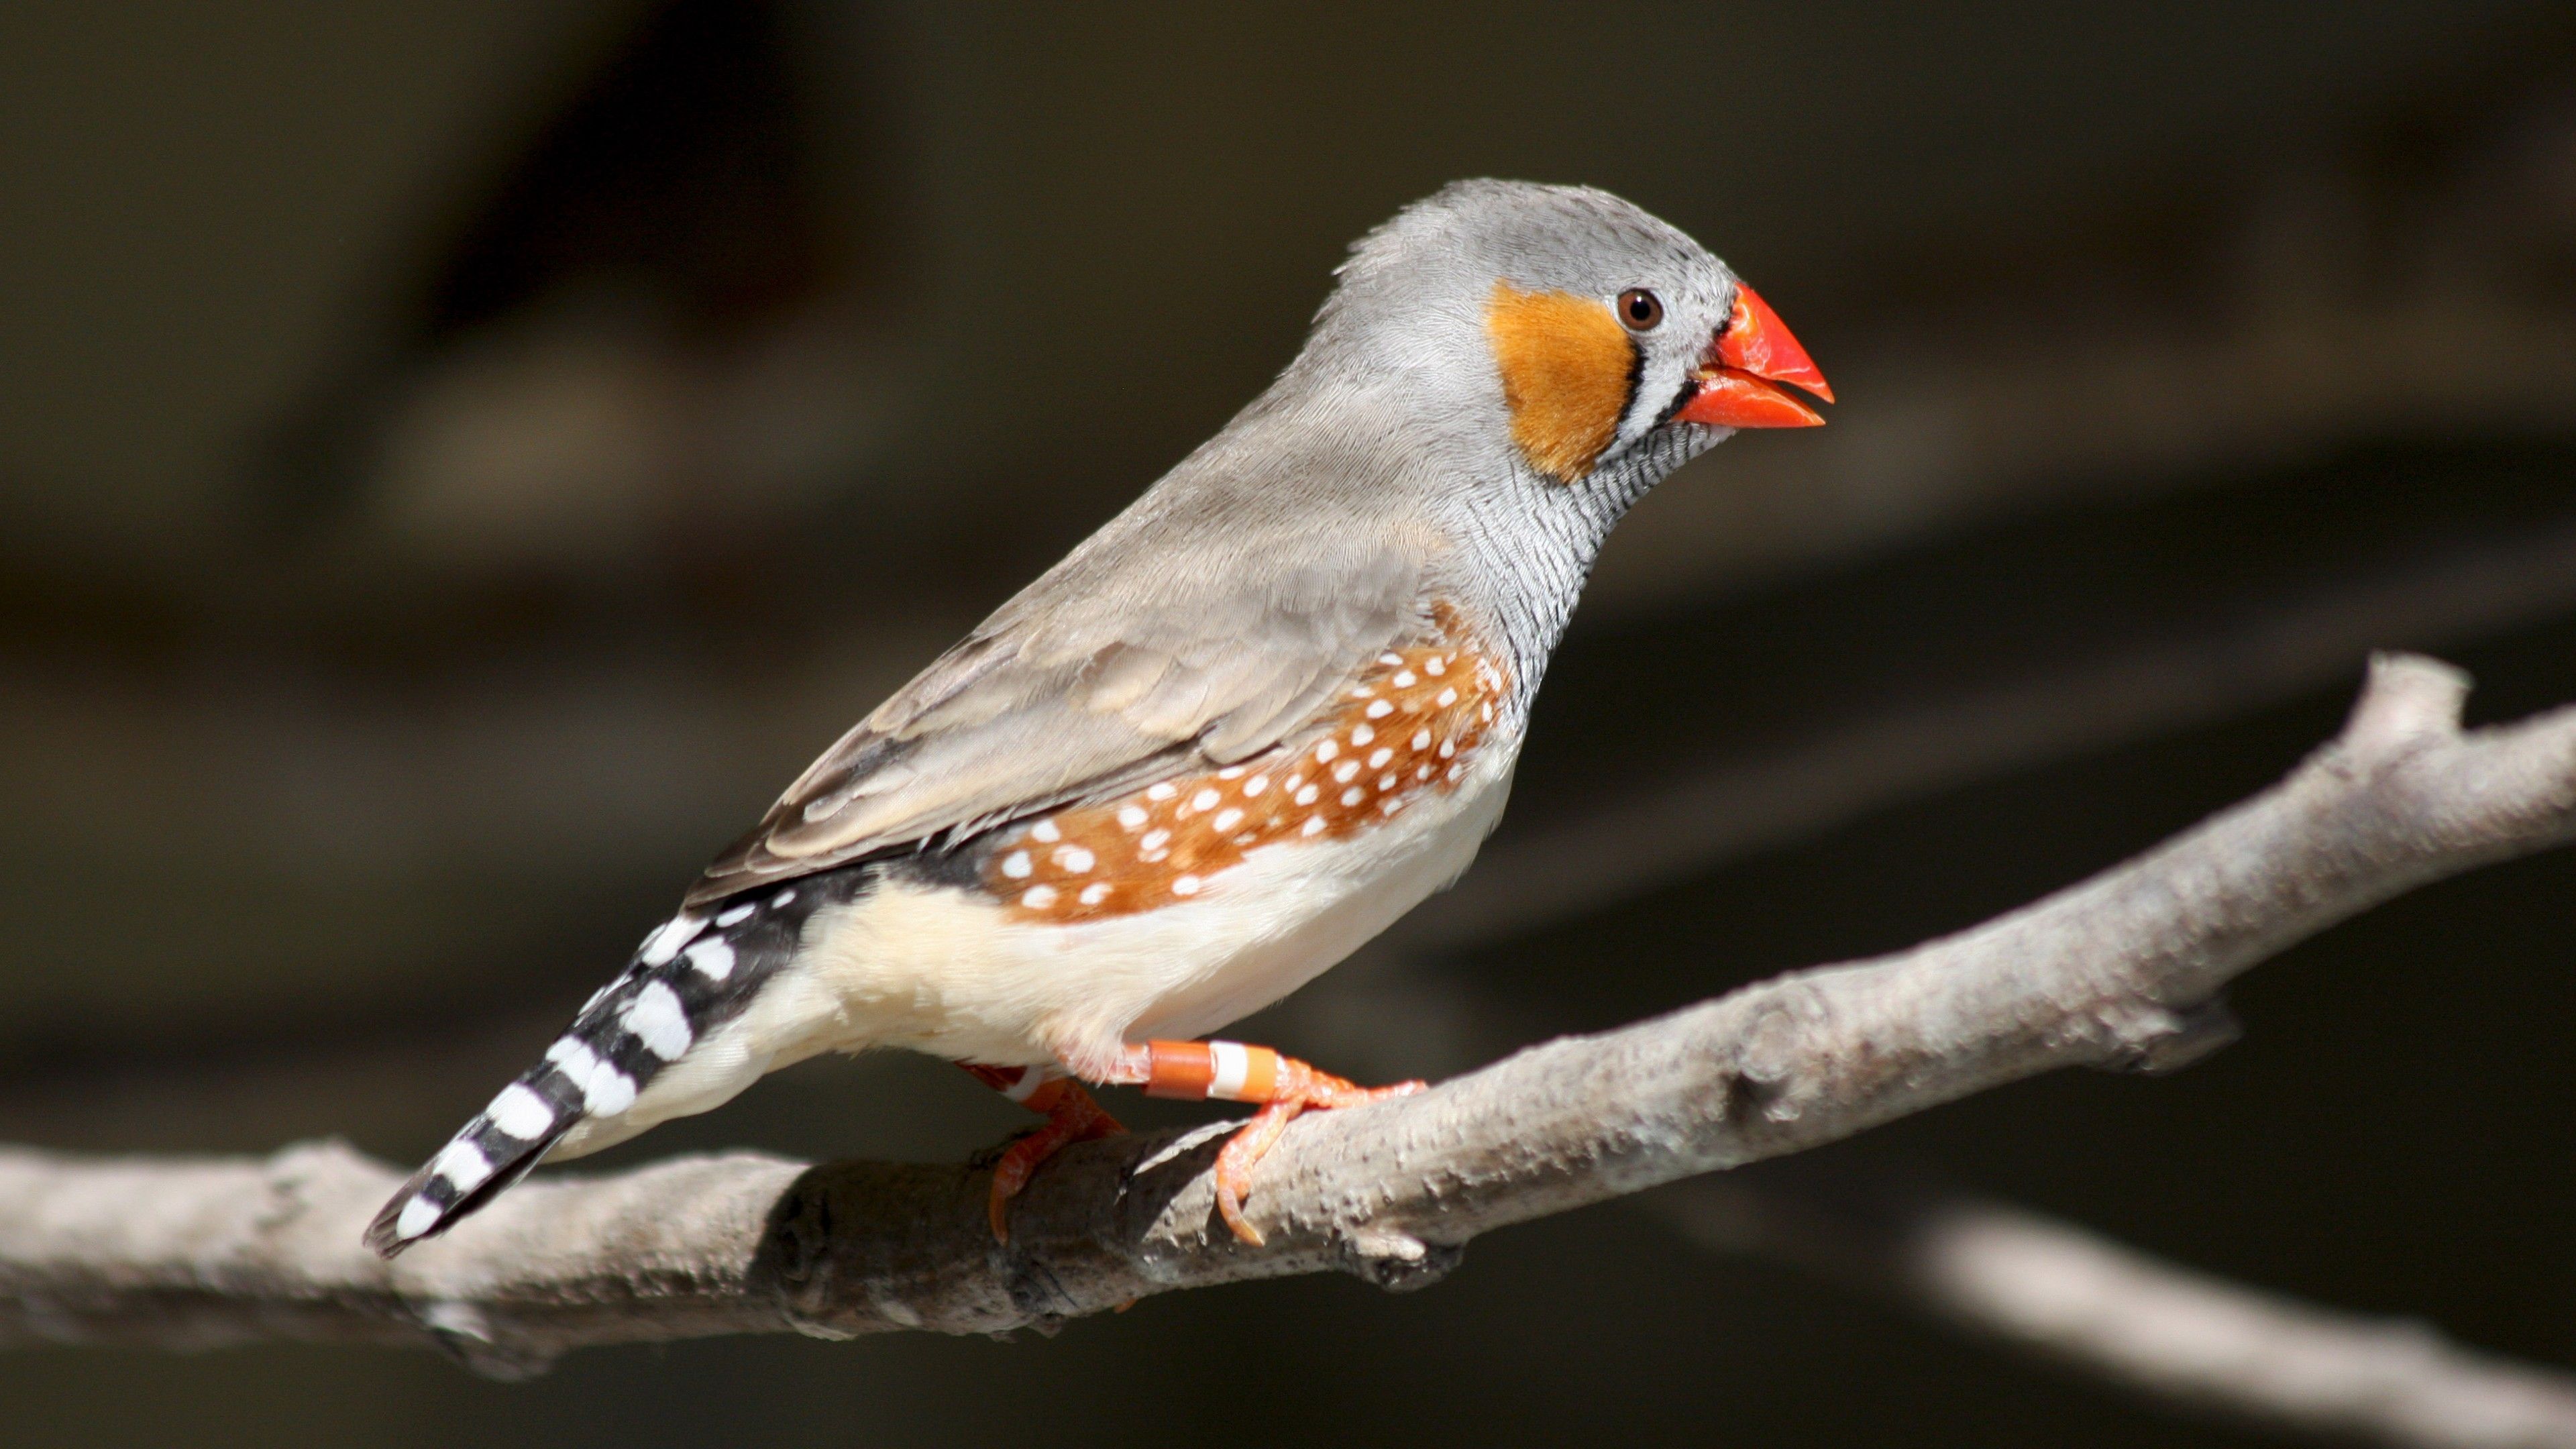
[4,655,2573,1380]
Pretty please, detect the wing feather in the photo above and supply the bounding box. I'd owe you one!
[688,542,1421,905]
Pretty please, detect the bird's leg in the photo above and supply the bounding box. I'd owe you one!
[961,1063,1126,1243]
[1112,1040,1426,1246]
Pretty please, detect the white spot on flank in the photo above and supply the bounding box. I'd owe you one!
[489,1083,555,1140]
[1366,700,1394,718]
[685,938,737,981]
[1439,739,1456,759]
[1412,729,1432,750]
[638,913,704,967]
[1244,775,1269,796]
[1383,798,1404,814]
[1171,875,1203,896]
[1000,851,1033,879]
[1351,724,1374,746]
[1426,657,1446,675]
[1333,760,1360,782]
[715,902,755,928]
[1368,747,1393,769]
[1314,739,1338,762]
[1287,774,1307,792]
[1417,763,1433,780]
[1379,774,1397,790]
[1148,782,1178,801]
[1482,702,1495,721]
[622,982,694,1061]
[1436,688,1458,707]
[1212,808,1243,833]
[1056,845,1096,872]
[396,1197,443,1240]
[431,1139,493,1194]
[1379,653,1404,666]
[1301,816,1326,836]
[1217,765,1246,780]
[1031,819,1061,843]
[1295,784,1320,806]
[1079,882,1112,906]
[1393,670,1417,688]
[1448,763,1465,782]
[1022,885,1059,909]
[1118,805,1148,829]
[1190,788,1221,812]
[770,889,796,908]
[1140,828,1171,851]
[1341,786,1364,806]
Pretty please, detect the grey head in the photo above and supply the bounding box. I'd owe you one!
[690,180,1829,902]
[1091,178,1833,695]
[1309,177,1752,489]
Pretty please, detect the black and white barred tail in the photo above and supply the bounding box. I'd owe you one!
[363,872,851,1257]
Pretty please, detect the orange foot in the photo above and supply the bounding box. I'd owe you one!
[963,1063,1126,1242]
[1118,1040,1426,1247]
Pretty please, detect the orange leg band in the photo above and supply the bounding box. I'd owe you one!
[1140,1039,1287,1102]
[1135,1039,1425,1246]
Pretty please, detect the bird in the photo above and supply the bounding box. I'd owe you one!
[365,178,1831,1257]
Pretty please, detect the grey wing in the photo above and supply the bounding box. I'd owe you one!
[686,545,1422,906]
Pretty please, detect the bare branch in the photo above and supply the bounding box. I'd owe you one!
[3,655,2573,1379]
[1655,1168,2576,1449]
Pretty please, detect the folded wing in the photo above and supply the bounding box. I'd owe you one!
[689,540,1421,906]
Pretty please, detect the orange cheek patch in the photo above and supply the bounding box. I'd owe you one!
[983,610,1509,923]
[1485,282,1637,483]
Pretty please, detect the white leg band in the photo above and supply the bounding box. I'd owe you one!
[1208,1040,1252,1099]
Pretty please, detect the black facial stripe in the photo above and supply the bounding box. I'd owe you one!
[1652,376,1698,429]
[1613,334,1647,437]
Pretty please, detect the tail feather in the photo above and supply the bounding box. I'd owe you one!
[363,1070,582,1256]
[364,871,851,1258]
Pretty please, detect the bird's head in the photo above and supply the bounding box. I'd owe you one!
[1297,178,1829,493]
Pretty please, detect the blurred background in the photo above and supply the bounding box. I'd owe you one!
[6,1,2576,1444]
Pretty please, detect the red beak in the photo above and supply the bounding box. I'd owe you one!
[1673,282,1833,429]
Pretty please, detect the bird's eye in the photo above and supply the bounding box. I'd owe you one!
[1617,288,1663,331]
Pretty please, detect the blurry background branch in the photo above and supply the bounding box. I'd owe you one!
[1654,1166,2576,1449]
[1410,513,2576,949]
[7,657,2575,1426]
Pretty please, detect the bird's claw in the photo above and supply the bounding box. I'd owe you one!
[1210,1068,1426,1246]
